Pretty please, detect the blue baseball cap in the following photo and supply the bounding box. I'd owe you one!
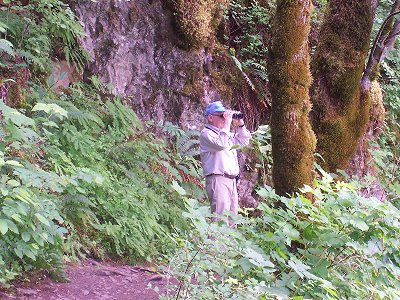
[205,101,226,116]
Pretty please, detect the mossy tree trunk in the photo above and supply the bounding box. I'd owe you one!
[310,0,377,172]
[268,0,316,196]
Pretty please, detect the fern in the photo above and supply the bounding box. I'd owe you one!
[230,55,256,91]
[101,99,142,137]
[176,130,200,158]
[251,62,269,81]
[61,194,97,223]
[0,0,88,72]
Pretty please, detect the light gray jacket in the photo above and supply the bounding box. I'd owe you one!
[199,125,251,177]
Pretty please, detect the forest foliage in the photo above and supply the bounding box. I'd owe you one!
[0,0,400,299]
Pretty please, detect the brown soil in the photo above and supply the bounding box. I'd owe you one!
[0,259,171,300]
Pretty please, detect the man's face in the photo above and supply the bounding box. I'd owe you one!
[208,113,225,129]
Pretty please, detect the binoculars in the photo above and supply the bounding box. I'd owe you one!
[232,112,244,119]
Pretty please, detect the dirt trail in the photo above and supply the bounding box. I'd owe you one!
[0,260,169,300]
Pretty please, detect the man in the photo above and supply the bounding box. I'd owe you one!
[199,101,251,224]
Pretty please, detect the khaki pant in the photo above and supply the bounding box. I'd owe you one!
[205,175,238,224]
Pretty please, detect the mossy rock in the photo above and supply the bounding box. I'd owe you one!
[165,0,229,49]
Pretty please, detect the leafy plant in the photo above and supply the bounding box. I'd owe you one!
[160,174,400,299]
[250,124,272,186]
[0,103,68,285]
[0,78,202,284]
[0,0,88,72]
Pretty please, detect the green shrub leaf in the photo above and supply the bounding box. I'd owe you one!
[0,219,9,235]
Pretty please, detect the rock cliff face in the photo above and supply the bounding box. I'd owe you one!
[66,0,259,209]
[67,0,239,130]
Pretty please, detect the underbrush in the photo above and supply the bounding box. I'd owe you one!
[160,174,400,299]
[0,81,203,285]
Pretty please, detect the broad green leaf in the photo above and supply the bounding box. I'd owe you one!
[0,38,14,56]
[0,102,35,126]
[298,194,312,204]
[56,226,68,236]
[288,258,311,279]
[275,246,288,260]
[303,224,318,241]
[171,180,186,196]
[47,234,54,244]
[23,248,36,261]
[282,224,300,241]
[5,160,23,167]
[47,74,55,87]
[237,257,253,273]
[244,247,274,268]
[10,214,23,223]
[7,220,19,234]
[31,243,39,250]
[41,232,48,241]
[33,234,44,246]
[7,179,20,187]
[0,219,9,234]
[17,202,28,215]
[312,259,329,278]
[42,121,59,128]
[34,213,50,226]
[0,188,8,196]
[15,247,23,259]
[21,231,30,242]
[32,103,68,119]
[349,218,369,231]
[264,287,290,298]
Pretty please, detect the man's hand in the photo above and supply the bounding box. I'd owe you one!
[231,110,244,127]
[222,110,234,130]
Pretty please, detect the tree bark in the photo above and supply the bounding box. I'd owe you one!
[311,0,377,172]
[268,0,316,196]
[347,1,400,199]
[364,0,400,84]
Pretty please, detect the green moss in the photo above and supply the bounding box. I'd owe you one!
[6,85,25,108]
[311,0,375,172]
[268,0,316,196]
[181,75,203,100]
[166,0,229,49]
[211,45,248,101]
[313,88,371,171]
[369,81,385,126]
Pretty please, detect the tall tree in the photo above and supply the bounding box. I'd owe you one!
[311,0,378,172]
[268,0,316,196]
[268,0,400,195]
[348,0,400,180]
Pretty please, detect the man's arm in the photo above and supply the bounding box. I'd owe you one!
[232,116,251,146]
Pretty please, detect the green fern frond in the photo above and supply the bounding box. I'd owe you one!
[251,62,269,81]
[231,55,256,91]
[62,194,96,221]
[101,99,142,136]
[176,130,200,157]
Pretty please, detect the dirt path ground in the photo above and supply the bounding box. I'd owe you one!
[0,259,170,300]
